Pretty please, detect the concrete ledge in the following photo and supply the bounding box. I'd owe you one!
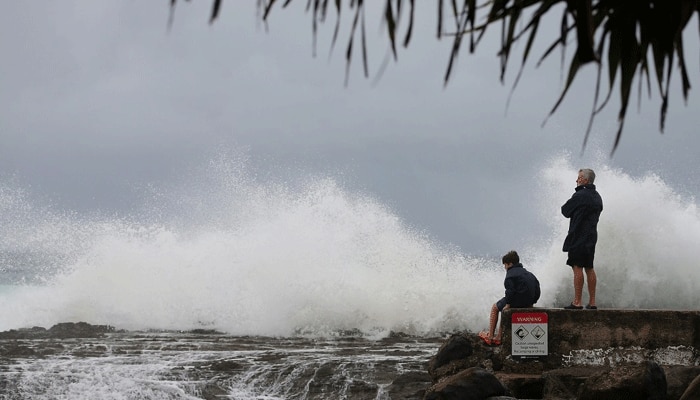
[499,309,700,370]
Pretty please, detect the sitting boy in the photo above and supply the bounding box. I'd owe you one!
[479,250,541,345]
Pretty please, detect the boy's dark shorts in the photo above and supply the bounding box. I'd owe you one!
[497,297,535,311]
[566,248,595,268]
[496,297,508,311]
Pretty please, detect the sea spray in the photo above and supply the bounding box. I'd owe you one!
[0,158,499,335]
[2,153,699,336]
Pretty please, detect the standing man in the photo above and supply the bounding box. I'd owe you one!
[562,168,603,310]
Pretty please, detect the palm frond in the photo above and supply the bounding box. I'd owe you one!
[170,0,699,155]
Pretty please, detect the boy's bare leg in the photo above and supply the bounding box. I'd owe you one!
[488,304,499,339]
[495,305,510,342]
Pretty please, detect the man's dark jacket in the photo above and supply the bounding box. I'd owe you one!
[504,263,541,307]
[561,183,603,252]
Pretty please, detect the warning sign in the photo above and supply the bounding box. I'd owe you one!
[511,312,548,357]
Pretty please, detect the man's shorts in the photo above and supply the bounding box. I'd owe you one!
[567,248,595,268]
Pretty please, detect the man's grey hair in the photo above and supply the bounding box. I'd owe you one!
[579,168,596,184]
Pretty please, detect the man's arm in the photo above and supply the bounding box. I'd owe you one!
[561,194,581,218]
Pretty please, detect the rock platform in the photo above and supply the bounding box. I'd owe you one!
[426,309,700,399]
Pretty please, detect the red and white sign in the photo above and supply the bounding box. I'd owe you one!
[511,312,548,356]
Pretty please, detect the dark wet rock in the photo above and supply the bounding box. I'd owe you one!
[540,366,599,399]
[303,362,382,399]
[427,332,501,383]
[0,326,48,340]
[187,328,225,335]
[0,341,65,358]
[0,343,37,357]
[495,373,544,399]
[200,383,229,400]
[431,333,474,369]
[47,322,115,338]
[386,371,432,400]
[344,380,380,400]
[579,361,666,400]
[209,359,245,372]
[665,366,700,400]
[679,372,700,400]
[424,367,509,400]
[71,343,110,357]
[0,322,114,340]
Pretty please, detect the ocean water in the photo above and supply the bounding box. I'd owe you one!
[1,154,699,399]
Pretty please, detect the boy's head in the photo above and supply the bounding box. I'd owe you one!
[502,250,519,266]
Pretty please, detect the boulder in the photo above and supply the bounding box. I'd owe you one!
[678,372,700,400]
[0,326,48,340]
[578,361,667,400]
[663,366,700,399]
[0,322,115,339]
[540,366,600,399]
[431,333,474,369]
[424,367,510,400]
[386,371,432,400]
[47,322,115,338]
[427,333,503,383]
[495,372,544,399]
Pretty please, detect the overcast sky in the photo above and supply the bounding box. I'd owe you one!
[2,1,699,256]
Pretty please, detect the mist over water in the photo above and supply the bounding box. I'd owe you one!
[1,153,699,336]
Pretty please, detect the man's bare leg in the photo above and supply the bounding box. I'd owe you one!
[572,266,584,306]
[585,267,597,306]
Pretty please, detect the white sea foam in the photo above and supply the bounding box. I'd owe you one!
[1,153,699,336]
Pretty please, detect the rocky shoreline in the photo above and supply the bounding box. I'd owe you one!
[424,332,700,399]
[423,309,700,399]
[2,312,700,399]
